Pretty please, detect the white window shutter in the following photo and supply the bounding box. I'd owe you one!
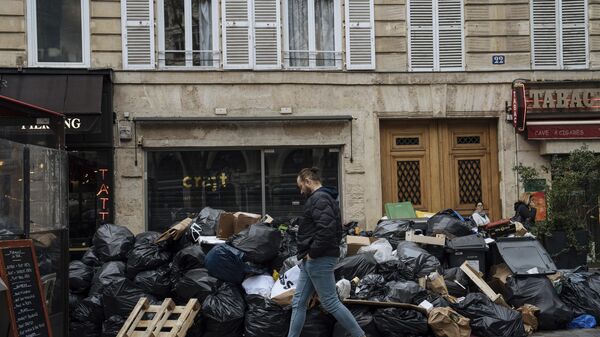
[561,0,587,68]
[408,0,434,71]
[121,0,155,69]
[223,0,252,69]
[437,0,463,70]
[532,0,559,68]
[253,0,281,69]
[345,0,375,70]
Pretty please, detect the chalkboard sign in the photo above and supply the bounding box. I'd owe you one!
[0,240,52,337]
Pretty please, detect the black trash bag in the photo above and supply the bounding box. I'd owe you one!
[443,267,470,297]
[82,247,102,267]
[300,308,335,337]
[133,264,173,299]
[229,223,282,264]
[451,292,526,337]
[195,207,224,236]
[506,275,573,330]
[172,244,206,278]
[72,294,105,325]
[429,294,451,308]
[373,220,414,248]
[244,294,291,337]
[373,308,429,337]
[102,316,125,337]
[70,260,94,294]
[378,259,412,282]
[384,280,426,304]
[202,283,246,337]
[396,241,441,279]
[244,261,270,276]
[355,274,387,301]
[560,272,600,321]
[173,268,221,304]
[134,231,161,247]
[69,291,85,314]
[280,256,301,275]
[334,253,378,281]
[205,244,246,284]
[102,278,156,318]
[426,209,474,238]
[333,305,381,337]
[587,273,600,294]
[93,224,135,262]
[90,261,126,295]
[126,240,172,279]
[70,320,102,337]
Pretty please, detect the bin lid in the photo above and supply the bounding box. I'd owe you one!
[495,237,557,275]
[447,234,487,251]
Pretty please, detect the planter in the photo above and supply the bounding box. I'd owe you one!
[542,230,589,269]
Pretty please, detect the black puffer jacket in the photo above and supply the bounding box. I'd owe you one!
[297,187,343,260]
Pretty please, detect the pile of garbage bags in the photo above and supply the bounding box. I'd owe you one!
[69,209,600,337]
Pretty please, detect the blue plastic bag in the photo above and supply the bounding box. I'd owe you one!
[567,314,597,329]
[205,244,246,284]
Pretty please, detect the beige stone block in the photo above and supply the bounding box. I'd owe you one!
[466,21,529,36]
[465,4,529,21]
[0,17,24,33]
[591,20,600,34]
[591,34,600,52]
[0,50,26,67]
[590,4,600,18]
[375,21,406,37]
[375,52,407,71]
[466,36,530,52]
[590,51,600,69]
[92,51,122,68]
[466,52,531,70]
[91,34,122,52]
[0,32,26,50]
[91,18,122,35]
[91,1,121,18]
[466,0,527,3]
[375,4,405,21]
[375,0,404,5]
[376,37,406,53]
[0,1,24,16]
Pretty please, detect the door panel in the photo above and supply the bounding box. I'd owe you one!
[381,119,500,219]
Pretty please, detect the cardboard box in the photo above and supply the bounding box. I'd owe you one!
[216,211,263,239]
[406,230,446,246]
[346,236,375,256]
[234,212,262,232]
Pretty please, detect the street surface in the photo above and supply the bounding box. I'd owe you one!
[534,329,600,336]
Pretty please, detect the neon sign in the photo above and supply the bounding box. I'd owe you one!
[96,168,110,221]
[182,172,229,192]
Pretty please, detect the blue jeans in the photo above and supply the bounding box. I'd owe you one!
[287,256,365,337]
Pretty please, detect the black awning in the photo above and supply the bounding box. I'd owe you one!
[0,74,103,115]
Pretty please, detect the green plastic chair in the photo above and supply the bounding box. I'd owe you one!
[385,201,417,219]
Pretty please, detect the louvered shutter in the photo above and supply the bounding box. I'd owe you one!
[561,0,587,68]
[253,0,281,68]
[345,0,375,69]
[408,0,434,71]
[121,0,155,69]
[437,0,463,70]
[223,0,252,69]
[532,0,559,68]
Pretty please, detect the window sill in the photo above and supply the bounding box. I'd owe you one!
[28,62,90,69]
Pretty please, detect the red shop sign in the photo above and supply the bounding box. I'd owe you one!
[527,124,600,140]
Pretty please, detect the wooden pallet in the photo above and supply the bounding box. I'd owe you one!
[117,298,200,337]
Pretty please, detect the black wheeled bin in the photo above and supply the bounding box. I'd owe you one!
[446,234,488,274]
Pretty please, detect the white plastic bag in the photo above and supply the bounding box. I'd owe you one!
[357,238,395,263]
[270,264,301,306]
[336,278,351,300]
[243,274,275,298]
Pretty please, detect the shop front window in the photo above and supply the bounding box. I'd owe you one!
[68,150,113,247]
[147,147,340,231]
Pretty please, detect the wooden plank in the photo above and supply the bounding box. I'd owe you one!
[375,21,406,37]
[406,230,446,246]
[145,299,174,337]
[465,21,529,36]
[465,4,530,21]
[118,298,149,337]
[375,5,405,21]
[168,299,199,337]
[460,262,509,307]
[466,36,530,53]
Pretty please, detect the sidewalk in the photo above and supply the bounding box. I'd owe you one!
[534,329,600,337]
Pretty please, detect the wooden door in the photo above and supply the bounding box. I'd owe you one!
[381,119,500,219]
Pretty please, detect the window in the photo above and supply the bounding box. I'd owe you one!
[27,0,90,67]
[158,0,220,68]
[146,148,340,231]
[531,0,588,69]
[407,0,464,71]
[283,0,342,68]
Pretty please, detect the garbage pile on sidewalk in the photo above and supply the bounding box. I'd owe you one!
[68,207,600,337]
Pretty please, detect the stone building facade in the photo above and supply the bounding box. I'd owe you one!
[1,0,599,234]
